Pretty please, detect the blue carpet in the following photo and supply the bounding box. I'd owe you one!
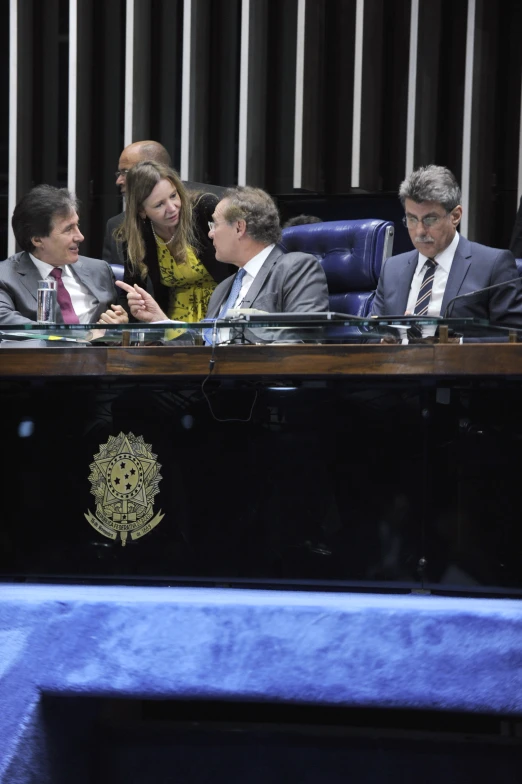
[1,584,522,781]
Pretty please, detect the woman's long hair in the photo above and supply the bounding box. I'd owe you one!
[117,161,194,281]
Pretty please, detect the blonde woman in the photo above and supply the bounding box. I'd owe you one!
[116,161,231,322]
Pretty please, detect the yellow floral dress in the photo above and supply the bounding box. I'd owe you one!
[157,244,217,322]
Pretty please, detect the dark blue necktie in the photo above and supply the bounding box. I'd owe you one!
[413,258,437,316]
[217,268,247,319]
[203,268,246,345]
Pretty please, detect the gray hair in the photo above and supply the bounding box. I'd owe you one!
[221,186,282,245]
[399,165,462,212]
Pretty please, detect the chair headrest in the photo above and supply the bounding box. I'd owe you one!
[281,219,393,293]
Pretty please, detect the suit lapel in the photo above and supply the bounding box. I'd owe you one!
[72,257,95,294]
[17,253,99,299]
[391,250,418,315]
[440,236,472,315]
[240,246,282,308]
[16,252,42,302]
[214,277,235,314]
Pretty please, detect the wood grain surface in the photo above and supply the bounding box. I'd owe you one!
[1,344,522,378]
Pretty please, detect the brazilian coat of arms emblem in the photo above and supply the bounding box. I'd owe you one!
[84,432,164,546]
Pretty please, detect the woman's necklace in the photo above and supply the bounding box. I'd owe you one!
[151,221,176,246]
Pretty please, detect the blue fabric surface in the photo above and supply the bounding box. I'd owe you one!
[1,584,522,780]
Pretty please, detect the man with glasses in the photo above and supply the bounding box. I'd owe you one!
[371,165,522,327]
[102,140,172,265]
[116,185,329,329]
[102,140,226,266]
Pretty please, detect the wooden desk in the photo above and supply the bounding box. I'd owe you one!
[1,343,521,592]
[1,343,522,378]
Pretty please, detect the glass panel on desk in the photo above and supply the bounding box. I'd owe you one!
[0,374,427,590]
[0,315,521,345]
[1,348,522,595]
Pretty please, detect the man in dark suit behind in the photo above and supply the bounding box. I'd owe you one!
[509,196,522,259]
[0,185,125,326]
[102,140,173,265]
[371,165,522,329]
[115,185,329,327]
[103,140,226,266]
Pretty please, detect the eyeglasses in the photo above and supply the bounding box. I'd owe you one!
[402,213,450,229]
[114,169,130,179]
[208,219,232,231]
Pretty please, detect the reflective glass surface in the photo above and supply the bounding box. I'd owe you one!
[1,316,522,595]
[0,315,521,345]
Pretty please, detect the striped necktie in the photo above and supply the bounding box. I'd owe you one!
[413,258,437,316]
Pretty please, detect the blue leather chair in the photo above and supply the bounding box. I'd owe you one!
[515,258,522,278]
[280,219,394,316]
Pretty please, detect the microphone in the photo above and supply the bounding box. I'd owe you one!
[443,276,522,318]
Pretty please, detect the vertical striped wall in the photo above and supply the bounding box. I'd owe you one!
[2,0,521,258]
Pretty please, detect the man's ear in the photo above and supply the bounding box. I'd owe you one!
[236,218,247,238]
[451,205,463,228]
[31,235,43,249]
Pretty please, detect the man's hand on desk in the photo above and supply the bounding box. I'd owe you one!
[115,281,168,322]
[97,304,128,325]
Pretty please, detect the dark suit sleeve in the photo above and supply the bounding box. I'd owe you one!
[281,254,329,312]
[371,263,387,316]
[0,285,35,324]
[488,249,522,328]
[102,214,125,265]
[509,196,522,258]
[105,261,128,313]
[102,220,113,263]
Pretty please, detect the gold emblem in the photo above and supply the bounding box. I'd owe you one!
[84,432,164,546]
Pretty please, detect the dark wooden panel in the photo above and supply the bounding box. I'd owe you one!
[2,344,522,379]
[242,0,269,186]
[265,0,298,194]
[301,0,326,191]
[358,0,384,191]
[207,0,241,187]
[414,0,442,169]
[75,0,94,251]
[324,0,356,194]
[150,0,183,166]
[89,0,125,259]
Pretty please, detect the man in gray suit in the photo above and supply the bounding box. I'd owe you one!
[0,185,125,325]
[371,165,522,328]
[115,185,329,329]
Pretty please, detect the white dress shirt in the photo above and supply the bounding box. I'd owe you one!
[218,244,275,343]
[233,244,275,308]
[30,255,100,323]
[405,232,460,317]
[403,232,460,340]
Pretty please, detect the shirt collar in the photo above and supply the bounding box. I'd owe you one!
[417,231,460,274]
[29,253,72,279]
[241,244,275,279]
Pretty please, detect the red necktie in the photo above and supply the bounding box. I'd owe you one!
[50,267,80,324]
